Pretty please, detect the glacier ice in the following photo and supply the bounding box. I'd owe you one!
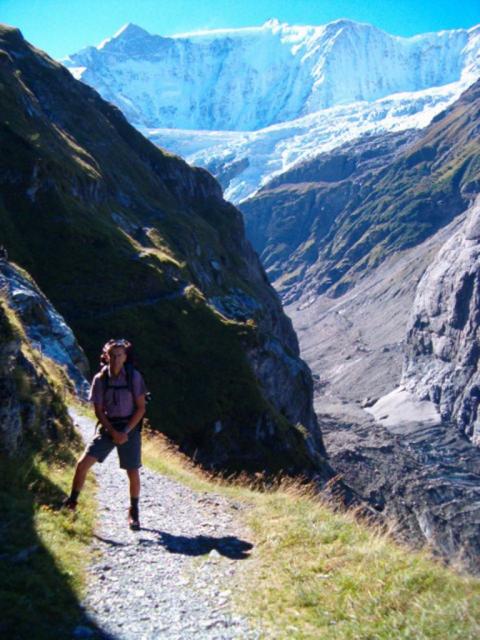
[62,19,480,202]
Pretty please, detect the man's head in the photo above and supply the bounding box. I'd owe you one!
[101,338,132,373]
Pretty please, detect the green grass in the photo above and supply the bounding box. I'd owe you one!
[243,490,480,640]
[143,433,480,640]
[0,429,97,640]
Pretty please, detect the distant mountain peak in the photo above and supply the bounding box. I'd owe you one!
[97,22,150,50]
[114,22,150,39]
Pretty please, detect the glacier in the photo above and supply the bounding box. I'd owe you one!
[63,19,480,202]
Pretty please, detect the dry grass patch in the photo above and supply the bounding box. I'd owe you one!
[142,431,480,640]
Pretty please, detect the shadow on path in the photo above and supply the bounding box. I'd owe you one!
[96,530,253,559]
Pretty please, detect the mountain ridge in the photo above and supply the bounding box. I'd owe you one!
[61,18,480,202]
[64,18,479,132]
[241,77,480,302]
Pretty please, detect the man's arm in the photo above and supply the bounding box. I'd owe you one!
[125,394,146,434]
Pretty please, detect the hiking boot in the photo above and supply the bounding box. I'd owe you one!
[61,496,78,512]
[128,507,140,530]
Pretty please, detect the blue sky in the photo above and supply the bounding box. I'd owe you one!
[1,0,479,59]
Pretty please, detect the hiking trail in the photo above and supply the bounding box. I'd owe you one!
[69,409,260,640]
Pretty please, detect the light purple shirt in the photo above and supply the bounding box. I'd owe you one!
[89,367,146,418]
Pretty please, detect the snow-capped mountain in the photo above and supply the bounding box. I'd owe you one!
[63,19,480,201]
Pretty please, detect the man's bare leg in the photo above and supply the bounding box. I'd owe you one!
[72,454,98,492]
[63,455,97,509]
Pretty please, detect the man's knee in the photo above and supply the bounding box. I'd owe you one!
[77,455,97,473]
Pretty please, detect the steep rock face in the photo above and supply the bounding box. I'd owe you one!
[403,197,480,442]
[0,25,325,473]
[0,259,89,396]
[0,264,84,453]
[242,79,480,303]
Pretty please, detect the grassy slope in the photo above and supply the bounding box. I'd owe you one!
[0,438,97,639]
[0,300,97,639]
[0,25,317,472]
[142,433,480,640]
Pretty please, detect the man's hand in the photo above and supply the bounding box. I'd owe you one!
[112,431,128,445]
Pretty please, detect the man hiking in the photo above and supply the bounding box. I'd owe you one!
[63,339,146,530]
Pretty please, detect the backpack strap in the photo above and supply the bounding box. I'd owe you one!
[125,362,135,395]
[101,365,132,392]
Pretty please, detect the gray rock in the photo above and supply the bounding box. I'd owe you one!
[403,196,480,443]
[321,411,480,574]
[0,261,89,397]
[284,206,480,573]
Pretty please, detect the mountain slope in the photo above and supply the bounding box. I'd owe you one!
[0,24,327,474]
[0,264,99,639]
[241,80,480,570]
[241,78,480,302]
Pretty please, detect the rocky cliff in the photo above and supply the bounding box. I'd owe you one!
[0,259,89,395]
[0,260,87,453]
[403,197,480,443]
[0,24,327,474]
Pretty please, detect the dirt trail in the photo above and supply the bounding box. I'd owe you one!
[69,410,259,640]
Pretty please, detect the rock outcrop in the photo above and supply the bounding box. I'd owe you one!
[403,197,480,443]
[0,262,87,452]
[0,260,89,396]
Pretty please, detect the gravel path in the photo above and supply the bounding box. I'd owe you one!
[69,410,260,640]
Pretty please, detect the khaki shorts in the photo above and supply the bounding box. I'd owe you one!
[85,419,141,470]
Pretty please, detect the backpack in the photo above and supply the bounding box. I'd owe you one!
[99,363,150,429]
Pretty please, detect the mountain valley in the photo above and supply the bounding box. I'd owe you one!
[2,15,480,575]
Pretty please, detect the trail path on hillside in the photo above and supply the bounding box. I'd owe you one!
[69,410,260,640]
